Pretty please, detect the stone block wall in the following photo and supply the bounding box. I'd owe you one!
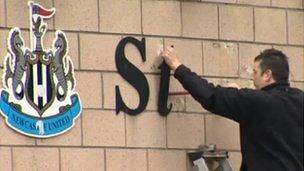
[0,0,303,170]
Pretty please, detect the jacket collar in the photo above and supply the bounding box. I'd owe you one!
[261,81,290,91]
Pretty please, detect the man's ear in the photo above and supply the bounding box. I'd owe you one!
[263,69,273,82]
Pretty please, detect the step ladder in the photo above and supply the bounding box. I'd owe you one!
[188,144,233,171]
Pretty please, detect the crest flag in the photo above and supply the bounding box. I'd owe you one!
[30,2,55,18]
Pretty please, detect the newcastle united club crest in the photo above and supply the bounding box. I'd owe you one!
[0,1,82,138]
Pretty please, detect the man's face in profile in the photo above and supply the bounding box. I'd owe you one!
[253,61,265,90]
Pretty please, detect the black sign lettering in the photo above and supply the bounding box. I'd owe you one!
[158,62,172,116]
[115,37,149,115]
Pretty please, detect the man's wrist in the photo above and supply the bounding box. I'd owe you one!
[172,62,182,71]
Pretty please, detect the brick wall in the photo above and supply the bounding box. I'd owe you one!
[0,0,303,170]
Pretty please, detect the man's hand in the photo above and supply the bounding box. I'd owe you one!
[159,46,182,71]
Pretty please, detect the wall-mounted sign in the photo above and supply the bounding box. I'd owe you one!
[115,37,172,116]
[0,1,82,138]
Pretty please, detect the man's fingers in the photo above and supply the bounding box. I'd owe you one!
[166,46,174,52]
[160,50,169,57]
[159,52,166,59]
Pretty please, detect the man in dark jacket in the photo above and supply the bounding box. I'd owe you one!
[160,47,303,171]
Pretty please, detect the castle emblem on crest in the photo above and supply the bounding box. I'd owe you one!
[0,1,82,138]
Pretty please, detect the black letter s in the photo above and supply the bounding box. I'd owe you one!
[115,37,149,115]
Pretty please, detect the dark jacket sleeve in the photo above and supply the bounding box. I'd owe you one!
[174,65,270,123]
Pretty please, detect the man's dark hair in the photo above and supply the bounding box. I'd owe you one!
[254,48,289,82]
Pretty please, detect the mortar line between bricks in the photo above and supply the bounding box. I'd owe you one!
[78,29,83,145]
[217,4,220,39]
[84,106,304,114]
[124,113,127,147]
[165,116,168,148]
[237,42,240,78]
[0,26,303,48]
[77,33,81,70]
[52,0,55,29]
[104,149,107,171]
[10,147,13,171]
[140,0,143,35]
[101,73,105,109]
[204,115,207,145]
[4,0,7,27]
[253,8,256,42]
[201,40,204,75]
[96,108,212,114]
[184,0,304,11]
[1,144,242,153]
[97,0,100,32]
[180,1,183,37]
[2,67,302,82]
[183,95,186,112]
[75,63,303,76]
[146,149,149,171]
[126,109,212,116]
[10,146,14,171]
[58,148,61,171]
[81,103,84,146]
[285,10,289,44]
[73,70,248,79]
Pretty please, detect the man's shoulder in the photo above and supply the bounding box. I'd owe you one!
[290,87,304,93]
